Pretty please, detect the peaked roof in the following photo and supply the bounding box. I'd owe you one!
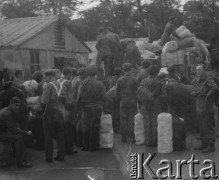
[0,15,59,47]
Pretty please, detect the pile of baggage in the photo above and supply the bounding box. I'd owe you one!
[161,25,209,67]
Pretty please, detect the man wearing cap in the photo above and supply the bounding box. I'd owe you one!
[137,60,151,84]
[116,63,138,142]
[120,39,141,69]
[96,27,112,79]
[59,67,77,155]
[110,67,122,88]
[41,70,65,162]
[106,27,121,69]
[167,65,181,83]
[140,65,162,146]
[192,64,218,153]
[70,68,77,82]
[0,97,32,168]
[77,65,106,152]
[73,68,87,148]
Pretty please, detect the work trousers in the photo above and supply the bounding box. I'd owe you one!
[64,108,76,153]
[81,104,102,151]
[29,115,44,149]
[43,106,65,160]
[112,101,120,133]
[0,134,25,165]
[76,107,83,148]
[96,52,112,78]
[197,97,215,146]
[120,105,137,142]
[142,98,162,146]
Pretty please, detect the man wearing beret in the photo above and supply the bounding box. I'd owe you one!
[0,97,32,168]
[77,65,106,152]
[41,70,65,162]
[116,63,138,142]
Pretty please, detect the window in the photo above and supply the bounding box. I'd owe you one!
[54,57,77,71]
[54,22,65,49]
[30,50,40,74]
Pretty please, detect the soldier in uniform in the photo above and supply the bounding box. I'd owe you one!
[192,64,218,153]
[137,60,151,84]
[116,63,138,142]
[0,97,32,168]
[59,67,77,155]
[73,68,87,148]
[41,70,65,162]
[110,67,122,88]
[120,39,141,69]
[77,65,106,152]
[140,66,162,146]
[106,27,121,70]
[96,27,112,79]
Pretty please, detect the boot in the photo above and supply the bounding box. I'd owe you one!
[202,145,215,153]
[194,144,207,150]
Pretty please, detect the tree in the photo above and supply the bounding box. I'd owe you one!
[1,0,81,19]
[69,0,137,41]
[183,0,219,43]
[142,0,181,41]
[1,0,36,18]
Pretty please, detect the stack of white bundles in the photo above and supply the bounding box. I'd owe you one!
[144,42,162,53]
[99,113,114,148]
[157,113,173,153]
[178,37,196,49]
[141,50,156,59]
[162,41,178,53]
[159,67,169,75]
[136,41,147,51]
[134,113,145,145]
[26,96,41,111]
[175,25,194,40]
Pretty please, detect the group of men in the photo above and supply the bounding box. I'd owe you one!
[0,66,106,168]
[0,59,218,169]
[95,27,141,79]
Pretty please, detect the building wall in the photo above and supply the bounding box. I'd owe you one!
[20,24,90,54]
[20,26,54,50]
[0,48,87,79]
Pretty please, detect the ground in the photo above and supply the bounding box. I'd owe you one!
[1,109,219,180]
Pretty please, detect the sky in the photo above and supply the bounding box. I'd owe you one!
[72,0,189,19]
[77,0,189,12]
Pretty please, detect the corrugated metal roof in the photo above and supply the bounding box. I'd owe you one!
[0,15,59,47]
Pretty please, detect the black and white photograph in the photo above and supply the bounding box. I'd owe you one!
[0,0,218,179]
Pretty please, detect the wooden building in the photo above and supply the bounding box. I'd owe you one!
[0,15,91,78]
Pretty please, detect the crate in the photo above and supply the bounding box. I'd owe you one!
[161,50,186,67]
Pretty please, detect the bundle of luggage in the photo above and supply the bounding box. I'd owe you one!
[161,25,208,67]
[99,113,114,148]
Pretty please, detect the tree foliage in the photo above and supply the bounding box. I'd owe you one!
[183,0,219,44]
[1,0,81,18]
